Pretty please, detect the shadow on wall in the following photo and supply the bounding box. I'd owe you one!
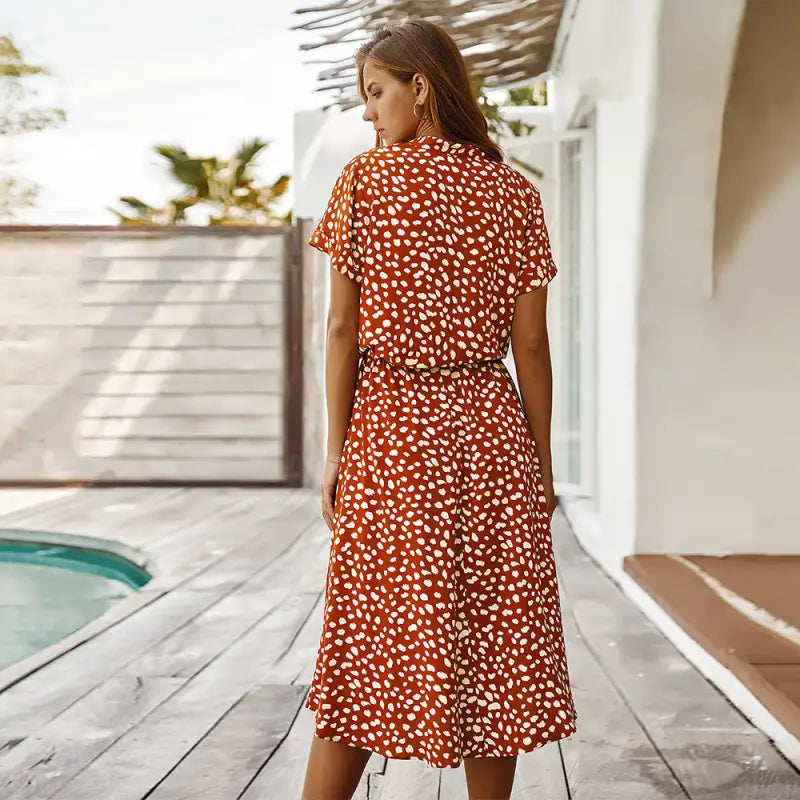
[713,0,800,271]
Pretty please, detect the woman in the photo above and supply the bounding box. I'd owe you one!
[302,19,578,800]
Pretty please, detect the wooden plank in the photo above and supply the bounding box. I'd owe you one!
[0,488,176,532]
[0,676,185,799]
[122,513,324,678]
[238,686,314,799]
[78,416,280,439]
[3,488,247,546]
[372,757,440,799]
[81,393,281,419]
[81,346,283,374]
[81,240,282,263]
[557,602,683,799]
[84,325,282,350]
[81,370,282,397]
[75,458,284,483]
[261,518,390,799]
[144,490,311,581]
[82,281,278,305]
[146,685,308,800]
[120,584,288,679]
[80,302,282,328]
[239,696,387,800]
[3,488,182,537]
[283,222,304,486]
[0,585,229,750]
[0,490,92,528]
[0,489,79,519]
[554,524,800,799]
[265,591,325,685]
[134,487,288,556]
[238,687,315,800]
[48,592,321,799]
[509,743,569,800]
[80,437,281,460]
[256,520,386,800]
[437,764,468,799]
[50,488,254,547]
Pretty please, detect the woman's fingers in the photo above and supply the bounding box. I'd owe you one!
[321,484,335,531]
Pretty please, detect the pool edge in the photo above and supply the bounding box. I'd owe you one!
[0,530,165,695]
[0,528,153,575]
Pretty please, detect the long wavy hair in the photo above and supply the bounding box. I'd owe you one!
[354,19,505,163]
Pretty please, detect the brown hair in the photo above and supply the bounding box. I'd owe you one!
[354,19,505,162]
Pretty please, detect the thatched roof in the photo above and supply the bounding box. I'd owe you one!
[291,0,567,109]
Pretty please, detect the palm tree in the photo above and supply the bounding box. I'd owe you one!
[0,35,67,222]
[110,137,291,226]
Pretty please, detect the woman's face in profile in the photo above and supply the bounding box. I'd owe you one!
[361,60,418,146]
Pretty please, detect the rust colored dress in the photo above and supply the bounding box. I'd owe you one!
[305,134,577,768]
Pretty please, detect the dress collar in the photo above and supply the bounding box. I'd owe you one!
[404,134,485,159]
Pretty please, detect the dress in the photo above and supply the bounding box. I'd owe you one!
[305,134,578,769]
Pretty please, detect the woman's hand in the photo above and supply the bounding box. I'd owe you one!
[543,476,557,520]
[540,463,557,520]
[321,456,341,531]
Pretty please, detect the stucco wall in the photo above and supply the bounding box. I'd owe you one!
[636,0,800,555]
[555,0,800,562]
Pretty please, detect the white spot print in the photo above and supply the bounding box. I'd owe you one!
[304,134,576,769]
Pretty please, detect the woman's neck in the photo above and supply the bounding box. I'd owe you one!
[415,120,446,140]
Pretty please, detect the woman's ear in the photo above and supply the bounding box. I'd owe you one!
[413,73,428,103]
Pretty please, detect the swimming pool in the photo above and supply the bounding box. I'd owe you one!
[0,532,151,671]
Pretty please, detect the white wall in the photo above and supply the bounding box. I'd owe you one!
[556,0,799,560]
[637,0,799,554]
[293,107,375,220]
[552,0,663,572]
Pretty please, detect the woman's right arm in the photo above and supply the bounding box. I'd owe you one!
[510,285,556,515]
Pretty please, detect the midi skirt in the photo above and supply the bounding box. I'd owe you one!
[305,347,578,768]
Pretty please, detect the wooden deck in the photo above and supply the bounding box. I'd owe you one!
[0,488,797,799]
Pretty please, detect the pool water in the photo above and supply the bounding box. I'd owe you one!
[0,536,151,671]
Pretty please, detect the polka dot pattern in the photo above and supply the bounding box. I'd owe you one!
[307,135,558,368]
[305,135,577,768]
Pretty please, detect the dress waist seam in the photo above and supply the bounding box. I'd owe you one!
[359,346,505,373]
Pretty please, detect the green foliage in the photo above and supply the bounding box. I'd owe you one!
[473,75,547,139]
[473,76,547,179]
[0,35,67,222]
[506,84,548,107]
[109,137,292,226]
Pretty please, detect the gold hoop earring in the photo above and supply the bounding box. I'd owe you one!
[413,102,423,120]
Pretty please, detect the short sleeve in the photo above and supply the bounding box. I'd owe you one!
[517,184,557,295]
[307,160,363,283]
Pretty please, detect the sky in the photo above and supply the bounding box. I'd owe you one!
[2,0,351,223]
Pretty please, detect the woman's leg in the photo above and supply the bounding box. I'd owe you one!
[301,734,373,800]
[463,754,518,800]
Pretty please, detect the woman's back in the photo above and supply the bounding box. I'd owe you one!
[308,134,557,369]
[303,18,576,794]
